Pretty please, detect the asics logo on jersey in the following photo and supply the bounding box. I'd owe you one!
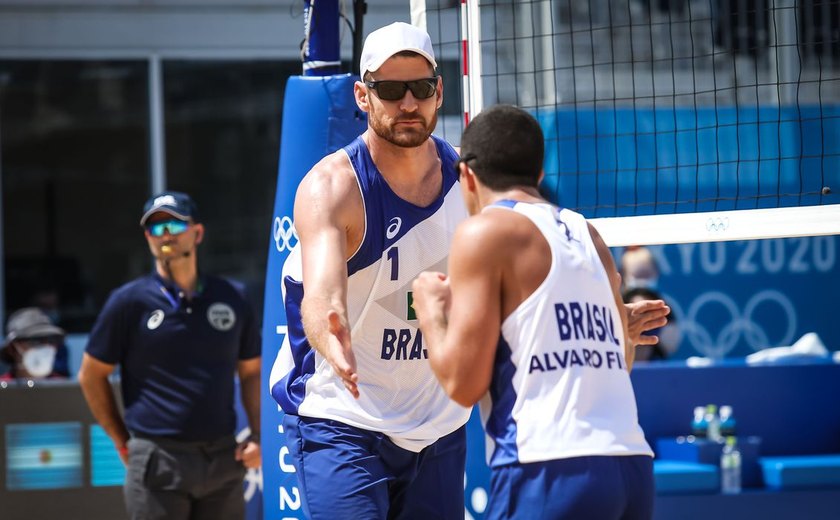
[386,217,402,239]
[274,216,298,252]
[147,309,165,330]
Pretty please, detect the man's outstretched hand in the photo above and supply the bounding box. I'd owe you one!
[625,299,671,346]
[326,310,359,398]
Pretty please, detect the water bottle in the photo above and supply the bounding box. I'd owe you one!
[691,406,707,438]
[705,404,722,443]
[719,405,736,437]
[720,436,742,494]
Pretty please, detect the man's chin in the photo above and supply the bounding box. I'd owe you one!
[388,130,432,148]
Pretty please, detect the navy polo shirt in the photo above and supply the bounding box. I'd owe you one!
[86,272,260,441]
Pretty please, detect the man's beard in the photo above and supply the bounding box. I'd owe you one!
[369,109,437,148]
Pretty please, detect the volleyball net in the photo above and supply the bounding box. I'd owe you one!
[423,0,840,245]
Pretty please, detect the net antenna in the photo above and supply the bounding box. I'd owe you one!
[442,0,840,246]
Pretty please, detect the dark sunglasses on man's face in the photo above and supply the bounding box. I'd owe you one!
[146,219,190,237]
[365,77,438,101]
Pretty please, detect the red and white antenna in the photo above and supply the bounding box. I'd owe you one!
[461,0,483,126]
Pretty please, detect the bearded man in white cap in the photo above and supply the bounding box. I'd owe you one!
[269,22,470,519]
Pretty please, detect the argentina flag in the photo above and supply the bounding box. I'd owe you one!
[6,422,83,490]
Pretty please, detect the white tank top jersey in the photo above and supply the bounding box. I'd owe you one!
[269,135,471,453]
[480,200,653,468]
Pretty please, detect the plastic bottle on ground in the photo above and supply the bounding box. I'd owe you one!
[720,436,742,494]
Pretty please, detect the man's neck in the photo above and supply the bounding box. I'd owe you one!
[363,131,442,205]
[156,258,198,295]
[364,131,436,180]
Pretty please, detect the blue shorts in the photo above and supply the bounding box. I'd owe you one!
[282,414,466,520]
[486,455,654,520]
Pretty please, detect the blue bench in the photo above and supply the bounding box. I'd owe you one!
[631,359,840,518]
[761,455,840,490]
[654,461,719,494]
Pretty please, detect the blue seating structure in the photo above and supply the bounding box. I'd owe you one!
[631,359,840,519]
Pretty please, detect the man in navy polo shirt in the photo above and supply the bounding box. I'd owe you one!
[78,191,261,520]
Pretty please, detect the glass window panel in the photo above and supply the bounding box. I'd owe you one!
[162,60,294,316]
[1,60,149,332]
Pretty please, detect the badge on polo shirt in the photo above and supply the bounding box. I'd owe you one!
[207,303,236,331]
[147,309,165,330]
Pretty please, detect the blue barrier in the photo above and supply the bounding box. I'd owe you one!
[260,74,365,519]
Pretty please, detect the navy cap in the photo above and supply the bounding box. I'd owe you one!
[139,191,200,226]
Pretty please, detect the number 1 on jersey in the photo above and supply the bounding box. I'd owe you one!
[387,246,399,280]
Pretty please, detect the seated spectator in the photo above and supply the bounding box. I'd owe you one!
[1,307,68,381]
[623,287,681,361]
[620,245,660,291]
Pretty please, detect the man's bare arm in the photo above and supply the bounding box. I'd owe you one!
[236,357,262,469]
[414,217,502,407]
[78,353,130,464]
[589,223,635,371]
[295,154,361,397]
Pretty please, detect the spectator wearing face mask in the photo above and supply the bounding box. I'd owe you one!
[1,307,68,381]
[620,246,660,291]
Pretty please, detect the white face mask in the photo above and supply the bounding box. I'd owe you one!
[20,345,57,378]
[624,275,659,290]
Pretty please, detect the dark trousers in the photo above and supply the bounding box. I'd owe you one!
[124,435,246,520]
[283,414,467,520]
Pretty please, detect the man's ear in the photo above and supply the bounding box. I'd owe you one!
[436,76,443,110]
[354,81,370,113]
[194,223,205,245]
[538,169,545,186]
[461,163,478,193]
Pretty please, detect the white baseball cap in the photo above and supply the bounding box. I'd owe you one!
[360,22,438,77]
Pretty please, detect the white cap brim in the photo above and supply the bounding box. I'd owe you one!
[139,206,191,226]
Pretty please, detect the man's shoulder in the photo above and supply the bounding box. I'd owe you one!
[309,148,355,178]
[456,208,537,256]
[203,275,251,304]
[106,275,155,304]
[296,149,362,221]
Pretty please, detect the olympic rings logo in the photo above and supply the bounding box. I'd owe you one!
[672,289,797,358]
[706,216,730,232]
[273,216,298,252]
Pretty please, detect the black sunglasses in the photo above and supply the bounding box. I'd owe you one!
[365,77,438,101]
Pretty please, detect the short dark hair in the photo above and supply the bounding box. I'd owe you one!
[459,104,544,190]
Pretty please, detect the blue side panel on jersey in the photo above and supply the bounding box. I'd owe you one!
[491,199,518,209]
[485,335,519,468]
[537,105,840,217]
[271,277,316,414]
